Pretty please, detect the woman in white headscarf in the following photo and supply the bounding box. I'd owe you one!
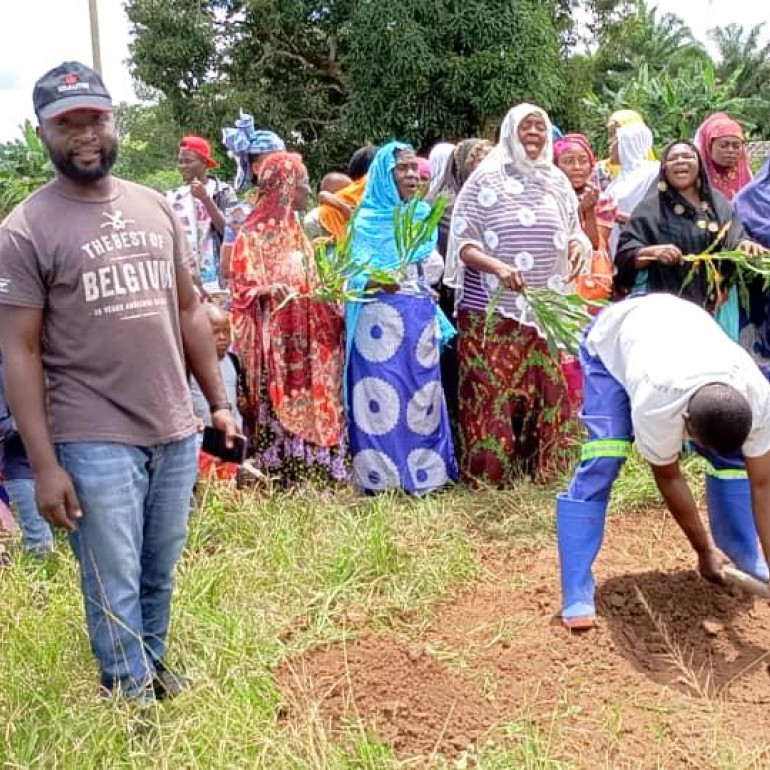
[603,120,660,254]
[446,103,591,488]
[427,142,455,198]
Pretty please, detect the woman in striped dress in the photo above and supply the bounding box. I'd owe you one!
[447,103,591,487]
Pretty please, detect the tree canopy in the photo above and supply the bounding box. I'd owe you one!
[121,0,770,183]
[343,0,566,148]
[125,0,569,177]
[3,0,769,206]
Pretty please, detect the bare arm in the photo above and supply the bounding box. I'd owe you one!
[634,245,682,269]
[582,207,600,251]
[319,191,352,219]
[460,244,523,291]
[0,306,81,529]
[745,451,770,571]
[651,460,723,582]
[578,186,600,250]
[0,307,55,471]
[201,195,226,236]
[190,181,226,235]
[176,265,239,444]
[220,244,233,281]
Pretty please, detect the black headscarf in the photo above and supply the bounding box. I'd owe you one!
[615,139,746,308]
[347,145,378,181]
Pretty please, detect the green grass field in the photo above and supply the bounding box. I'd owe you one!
[0,454,720,768]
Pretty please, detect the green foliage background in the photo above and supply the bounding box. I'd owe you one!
[2,0,770,216]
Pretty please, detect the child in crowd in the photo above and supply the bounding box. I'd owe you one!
[0,355,54,557]
[190,304,246,435]
[189,304,247,480]
[304,172,352,241]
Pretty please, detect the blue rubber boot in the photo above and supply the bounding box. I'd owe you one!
[557,495,608,625]
[706,475,769,581]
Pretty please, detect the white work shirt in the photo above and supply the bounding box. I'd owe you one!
[586,294,770,466]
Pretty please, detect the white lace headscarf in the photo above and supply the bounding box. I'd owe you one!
[607,121,660,215]
[445,103,591,308]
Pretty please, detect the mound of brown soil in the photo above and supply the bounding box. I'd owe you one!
[276,634,496,758]
[599,569,770,701]
[276,512,770,764]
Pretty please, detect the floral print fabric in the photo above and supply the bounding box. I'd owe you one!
[457,309,573,487]
[230,152,347,470]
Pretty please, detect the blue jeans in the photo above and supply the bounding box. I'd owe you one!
[4,477,54,554]
[56,436,198,696]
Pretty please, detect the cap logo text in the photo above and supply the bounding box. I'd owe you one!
[58,82,91,94]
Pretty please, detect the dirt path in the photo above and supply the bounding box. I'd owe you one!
[277,508,770,767]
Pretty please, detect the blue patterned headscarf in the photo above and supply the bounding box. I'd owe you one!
[222,112,286,192]
[345,140,454,365]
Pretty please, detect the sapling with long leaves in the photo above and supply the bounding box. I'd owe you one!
[279,196,448,308]
[484,282,599,357]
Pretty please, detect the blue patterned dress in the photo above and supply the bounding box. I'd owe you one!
[345,142,457,495]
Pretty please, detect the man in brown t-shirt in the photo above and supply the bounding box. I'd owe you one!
[0,61,237,702]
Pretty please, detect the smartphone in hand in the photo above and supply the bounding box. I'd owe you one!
[201,426,247,464]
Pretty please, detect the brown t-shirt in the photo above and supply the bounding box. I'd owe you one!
[0,178,197,445]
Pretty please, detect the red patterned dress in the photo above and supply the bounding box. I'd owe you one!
[230,153,348,484]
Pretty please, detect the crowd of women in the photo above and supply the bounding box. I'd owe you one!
[192,103,770,496]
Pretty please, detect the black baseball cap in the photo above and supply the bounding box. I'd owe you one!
[33,61,113,120]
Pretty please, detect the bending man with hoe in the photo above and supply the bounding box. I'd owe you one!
[558,293,770,629]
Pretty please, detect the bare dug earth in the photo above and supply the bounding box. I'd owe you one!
[277,507,770,768]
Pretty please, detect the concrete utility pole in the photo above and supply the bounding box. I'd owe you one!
[89,0,102,74]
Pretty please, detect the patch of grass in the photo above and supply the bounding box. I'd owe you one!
[458,482,560,545]
[0,483,477,767]
[611,449,707,513]
[461,447,708,548]
[0,460,755,768]
[713,742,770,770]
[443,721,570,769]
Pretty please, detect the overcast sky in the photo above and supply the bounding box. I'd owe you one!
[0,0,767,141]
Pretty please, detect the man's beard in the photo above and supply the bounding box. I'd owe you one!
[48,140,119,184]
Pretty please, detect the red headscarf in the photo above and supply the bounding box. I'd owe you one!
[241,152,304,233]
[553,133,596,167]
[694,113,752,201]
[231,153,345,447]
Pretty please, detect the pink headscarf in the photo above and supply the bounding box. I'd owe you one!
[694,113,752,201]
[416,156,431,180]
[553,133,596,167]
